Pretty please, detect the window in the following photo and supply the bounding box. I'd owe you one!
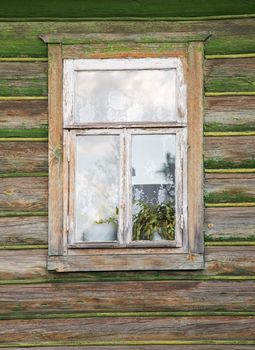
[42,32,208,271]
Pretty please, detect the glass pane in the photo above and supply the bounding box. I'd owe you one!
[75,69,177,123]
[75,135,120,242]
[132,134,176,241]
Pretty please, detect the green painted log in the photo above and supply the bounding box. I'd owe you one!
[0,20,255,57]
[0,0,255,19]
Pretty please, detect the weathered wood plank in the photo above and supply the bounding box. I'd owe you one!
[0,100,48,136]
[0,178,47,212]
[47,44,64,256]
[0,316,254,343]
[187,41,204,253]
[205,173,255,203]
[0,62,47,96]
[204,136,255,168]
[1,0,255,19]
[0,141,48,174]
[0,247,255,280]
[1,347,254,350]
[0,20,255,57]
[0,280,254,317]
[205,96,255,132]
[205,57,255,92]
[0,216,47,245]
[205,207,255,241]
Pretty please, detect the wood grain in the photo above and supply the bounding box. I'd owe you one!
[205,57,255,92]
[0,62,47,96]
[0,347,254,350]
[0,100,48,136]
[205,207,255,241]
[0,141,48,174]
[0,178,47,212]
[0,216,47,245]
[187,41,204,253]
[1,341,254,350]
[0,316,254,343]
[205,96,255,131]
[47,44,63,256]
[205,173,255,203]
[204,136,255,168]
[0,247,255,280]
[0,19,255,57]
[0,280,254,317]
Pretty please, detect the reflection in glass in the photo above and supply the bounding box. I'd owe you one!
[75,135,119,242]
[132,134,176,241]
[75,69,177,123]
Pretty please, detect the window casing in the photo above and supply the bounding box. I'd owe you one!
[41,32,207,271]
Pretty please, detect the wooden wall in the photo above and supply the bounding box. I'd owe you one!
[0,16,255,349]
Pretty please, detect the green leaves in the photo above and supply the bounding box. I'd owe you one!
[132,201,175,241]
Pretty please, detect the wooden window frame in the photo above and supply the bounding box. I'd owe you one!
[41,32,210,272]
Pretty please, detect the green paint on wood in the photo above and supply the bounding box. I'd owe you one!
[205,235,255,242]
[206,202,255,207]
[206,91,255,96]
[0,81,47,97]
[204,131,255,137]
[204,122,255,133]
[204,159,255,169]
[205,191,255,204]
[0,0,255,19]
[205,241,255,246]
[0,57,48,61]
[0,137,48,141]
[0,340,255,348]
[206,79,255,94]
[0,96,47,100]
[1,275,255,286]
[206,53,255,59]
[0,245,48,250]
[205,168,255,173]
[0,128,48,138]
[0,172,48,178]
[0,211,48,217]
[1,310,255,321]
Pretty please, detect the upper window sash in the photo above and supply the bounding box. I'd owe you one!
[63,58,187,127]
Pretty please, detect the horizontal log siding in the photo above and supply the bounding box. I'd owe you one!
[0,280,254,318]
[0,19,255,57]
[205,96,255,132]
[0,57,255,96]
[0,316,255,343]
[0,247,255,280]
[0,17,255,349]
[0,347,254,350]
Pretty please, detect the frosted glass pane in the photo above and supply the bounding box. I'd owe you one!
[75,69,177,123]
[132,134,176,241]
[75,135,120,242]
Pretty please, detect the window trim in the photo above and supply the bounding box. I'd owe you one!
[41,31,209,271]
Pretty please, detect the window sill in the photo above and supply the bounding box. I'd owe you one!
[48,253,204,272]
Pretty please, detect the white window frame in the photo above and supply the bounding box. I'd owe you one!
[63,58,188,251]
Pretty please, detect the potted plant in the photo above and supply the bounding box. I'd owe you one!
[132,200,175,241]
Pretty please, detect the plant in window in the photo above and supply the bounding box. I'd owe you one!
[132,200,175,241]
